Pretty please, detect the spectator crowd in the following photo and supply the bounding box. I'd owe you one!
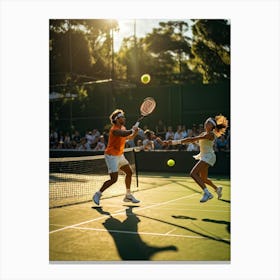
[50,119,230,152]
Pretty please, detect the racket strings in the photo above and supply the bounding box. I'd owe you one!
[140,99,156,116]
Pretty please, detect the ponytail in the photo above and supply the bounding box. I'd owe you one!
[213,115,228,137]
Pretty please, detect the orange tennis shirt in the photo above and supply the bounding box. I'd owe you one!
[105,124,127,156]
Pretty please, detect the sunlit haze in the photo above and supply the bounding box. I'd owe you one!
[114,19,193,51]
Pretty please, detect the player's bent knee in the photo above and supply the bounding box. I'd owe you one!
[123,168,132,177]
[190,171,196,178]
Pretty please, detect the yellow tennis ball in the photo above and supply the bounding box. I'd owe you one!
[167,159,175,167]
[141,74,151,84]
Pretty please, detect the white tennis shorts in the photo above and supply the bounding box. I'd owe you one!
[193,152,216,166]
[104,154,129,173]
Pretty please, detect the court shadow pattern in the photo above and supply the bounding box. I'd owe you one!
[137,213,230,245]
[202,218,231,233]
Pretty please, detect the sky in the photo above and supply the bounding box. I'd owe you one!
[113,19,193,51]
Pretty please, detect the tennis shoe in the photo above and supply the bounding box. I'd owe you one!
[216,186,223,199]
[123,194,140,203]
[93,191,102,205]
[200,192,213,203]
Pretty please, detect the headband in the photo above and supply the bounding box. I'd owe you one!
[207,118,216,127]
[114,113,124,121]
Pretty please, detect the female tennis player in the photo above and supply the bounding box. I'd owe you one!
[166,115,228,203]
[93,109,140,205]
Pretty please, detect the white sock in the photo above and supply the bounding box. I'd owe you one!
[126,189,131,195]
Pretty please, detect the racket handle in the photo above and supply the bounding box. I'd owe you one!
[134,121,140,127]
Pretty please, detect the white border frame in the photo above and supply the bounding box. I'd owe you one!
[1,0,279,279]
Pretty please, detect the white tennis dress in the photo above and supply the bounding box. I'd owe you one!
[193,136,216,166]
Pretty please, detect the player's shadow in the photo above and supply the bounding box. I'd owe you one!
[172,215,197,220]
[202,218,231,233]
[96,206,178,260]
[219,198,231,203]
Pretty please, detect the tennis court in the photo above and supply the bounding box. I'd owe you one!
[49,172,230,262]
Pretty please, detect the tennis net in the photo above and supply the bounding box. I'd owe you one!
[49,148,138,208]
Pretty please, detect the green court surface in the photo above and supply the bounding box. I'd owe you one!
[49,173,230,262]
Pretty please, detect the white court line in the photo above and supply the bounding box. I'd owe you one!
[49,193,198,234]
[153,208,230,213]
[66,226,230,240]
[164,228,177,235]
[166,202,230,208]
[101,202,230,209]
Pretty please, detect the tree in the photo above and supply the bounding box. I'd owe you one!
[49,19,118,96]
[116,20,202,84]
[188,19,230,83]
[49,19,118,131]
[143,21,201,83]
[116,36,155,84]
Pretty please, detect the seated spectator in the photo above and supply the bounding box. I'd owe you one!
[77,137,91,150]
[85,130,94,145]
[186,126,193,137]
[92,129,101,145]
[72,130,81,144]
[215,135,229,151]
[133,126,147,147]
[57,140,64,149]
[50,129,56,148]
[70,140,78,149]
[125,138,136,148]
[136,139,143,148]
[174,125,184,141]
[58,130,65,144]
[155,119,167,138]
[186,142,199,152]
[153,135,164,150]
[174,125,185,150]
[136,127,145,140]
[181,125,188,138]
[143,129,165,151]
[185,129,199,151]
[93,135,106,151]
[143,130,155,151]
[165,126,174,141]
[64,132,71,148]
[53,129,58,143]
[102,128,110,144]
[191,124,199,136]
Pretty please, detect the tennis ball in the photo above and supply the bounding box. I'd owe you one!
[141,74,151,84]
[167,159,175,167]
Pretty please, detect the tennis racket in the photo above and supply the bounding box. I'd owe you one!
[134,97,156,127]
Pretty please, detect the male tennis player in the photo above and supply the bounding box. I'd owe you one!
[93,109,140,205]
